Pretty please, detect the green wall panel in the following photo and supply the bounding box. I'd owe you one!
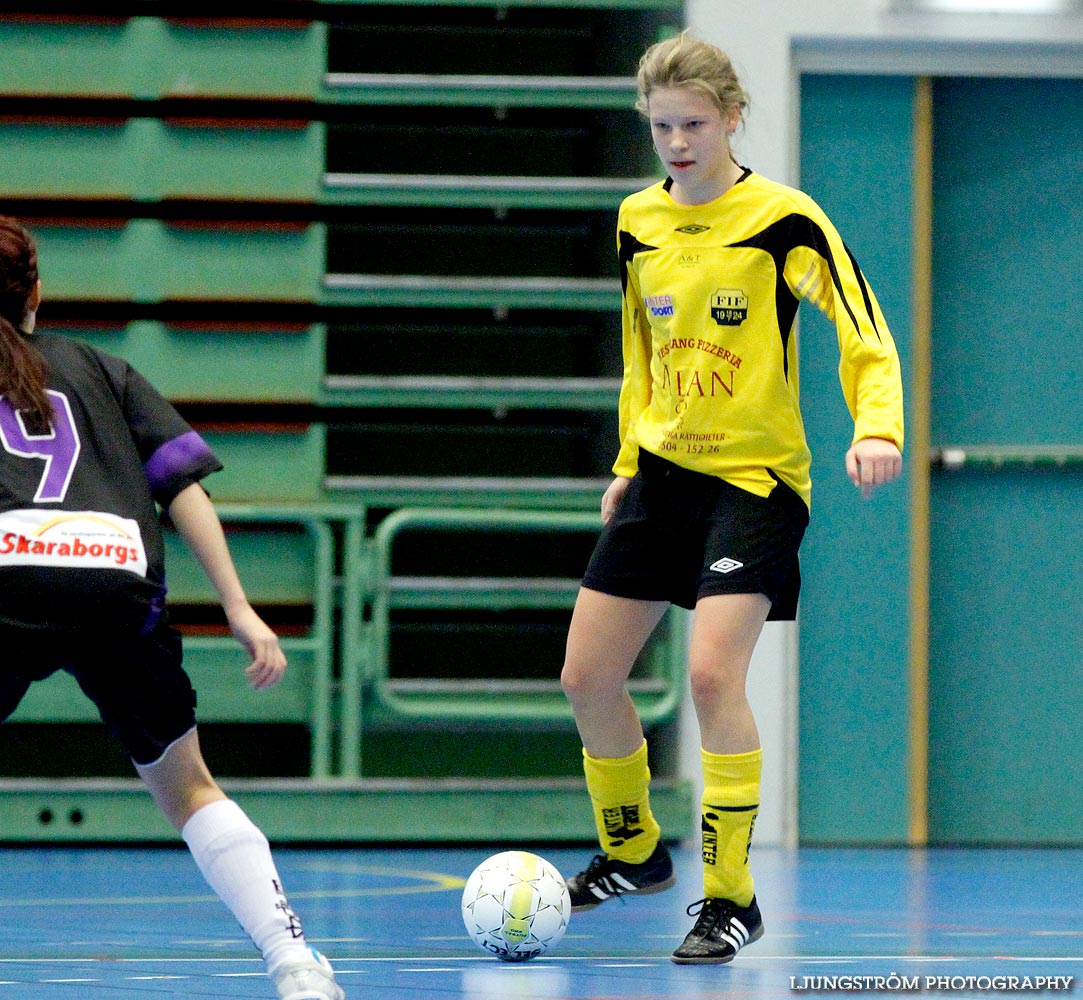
[0,780,694,843]
[798,74,915,843]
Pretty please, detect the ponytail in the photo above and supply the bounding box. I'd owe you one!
[0,216,52,429]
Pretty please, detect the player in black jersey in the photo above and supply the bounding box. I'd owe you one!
[560,34,904,964]
[0,217,344,1000]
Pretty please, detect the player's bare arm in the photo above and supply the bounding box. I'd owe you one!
[166,483,287,689]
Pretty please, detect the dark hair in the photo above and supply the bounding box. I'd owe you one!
[0,216,51,428]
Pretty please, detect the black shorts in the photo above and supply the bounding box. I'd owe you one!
[0,619,198,765]
[581,450,810,619]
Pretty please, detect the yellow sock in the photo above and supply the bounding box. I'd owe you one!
[581,740,661,864]
[701,747,761,906]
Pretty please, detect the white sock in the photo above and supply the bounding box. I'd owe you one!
[182,799,311,973]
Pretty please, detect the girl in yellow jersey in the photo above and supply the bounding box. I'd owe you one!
[561,32,904,963]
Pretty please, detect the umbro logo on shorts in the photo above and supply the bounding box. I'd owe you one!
[709,557,744,574]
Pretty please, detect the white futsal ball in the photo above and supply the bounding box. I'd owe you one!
[461,850,571,962]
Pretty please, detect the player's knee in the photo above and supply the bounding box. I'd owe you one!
[560,660,585,701]
[560,659,612,704]
[688,661,743,712]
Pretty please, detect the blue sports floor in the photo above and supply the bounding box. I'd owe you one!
[0,844,1079,998]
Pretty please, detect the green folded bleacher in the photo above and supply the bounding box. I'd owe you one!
[0,0,693,843]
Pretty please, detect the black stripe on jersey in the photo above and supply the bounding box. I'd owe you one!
[618,229,659,294]
[842,241,883,343]
[728,217,799,380]
[729,213,878,363]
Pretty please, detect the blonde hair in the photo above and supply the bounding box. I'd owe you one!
[635,30,749,124]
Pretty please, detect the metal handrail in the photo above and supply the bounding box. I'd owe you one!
[320,72,637,108]
[320,374,620,410]
[320,273,621,311]
[325,475,611,496]
[322,172,651,192]
[320,172,657,209]
[933,444,1083,469]
[316,0,681,8]
[324,72,635,91]
[336,507,687,776]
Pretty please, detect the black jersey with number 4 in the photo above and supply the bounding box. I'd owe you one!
[0,333,222,634]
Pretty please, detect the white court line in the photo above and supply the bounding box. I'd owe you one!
[794,959,863,965]
[400,968,463,973]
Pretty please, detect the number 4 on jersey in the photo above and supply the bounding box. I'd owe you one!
[0,390,82,503]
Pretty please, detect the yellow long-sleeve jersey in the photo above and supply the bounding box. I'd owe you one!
[614,170,904,507]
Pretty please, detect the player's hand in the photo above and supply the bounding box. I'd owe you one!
[601,476,632,524]
[225,602,288,689]
[846,437,902,499]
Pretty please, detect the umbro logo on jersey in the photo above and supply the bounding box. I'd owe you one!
[709,557,744,574]
[676,223,710,235]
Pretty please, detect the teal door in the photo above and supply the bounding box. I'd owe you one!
[927,76,1083,844]
[798,73,916,844]
[800,72,1083,844]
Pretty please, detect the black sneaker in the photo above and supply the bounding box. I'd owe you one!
[565,841,676,911]
[671,895,764,964]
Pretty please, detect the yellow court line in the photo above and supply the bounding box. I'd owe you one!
[908,74,933,847]
[0,867,464,908]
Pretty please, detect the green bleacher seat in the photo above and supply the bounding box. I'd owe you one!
[66,323,324,404]
[0,119,323,202]
[0,17,325,99]
[33,220,325,303]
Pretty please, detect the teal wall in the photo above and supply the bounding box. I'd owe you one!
[930,77,1083,448]
[797,74,916,843]
[927,77,1083,844]
[799,72,1083,844]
